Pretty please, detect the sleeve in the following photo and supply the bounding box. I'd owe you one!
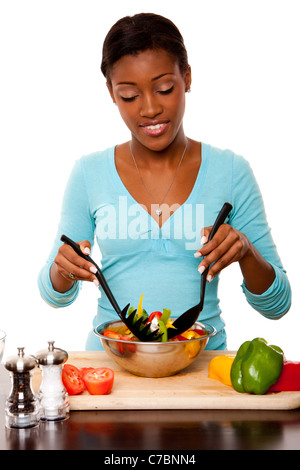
[37,158,96,308]
[229,154,291,319]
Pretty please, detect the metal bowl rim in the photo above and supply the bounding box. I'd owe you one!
[0,330,6,341]
[93,320,216,344]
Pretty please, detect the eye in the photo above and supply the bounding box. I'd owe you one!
[120,95,138,102]
[158,85,174,95]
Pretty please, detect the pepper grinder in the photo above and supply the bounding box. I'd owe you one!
[35,341,69,421]
[5,347,39,429]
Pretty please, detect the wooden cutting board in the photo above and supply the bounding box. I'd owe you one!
[32,351,300,411]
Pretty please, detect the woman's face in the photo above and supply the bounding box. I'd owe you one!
[107,49,191,152]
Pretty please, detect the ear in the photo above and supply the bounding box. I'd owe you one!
[185,65,192,93]
[106,81,116,104]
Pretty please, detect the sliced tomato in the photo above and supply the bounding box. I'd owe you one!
[62,364,86,395]
[146,311,162,323]
[80,367,95,379]
[83,368,114,395]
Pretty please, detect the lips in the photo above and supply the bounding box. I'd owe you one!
[140,120,170,137]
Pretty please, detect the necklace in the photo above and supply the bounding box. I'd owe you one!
[130,140,188,217]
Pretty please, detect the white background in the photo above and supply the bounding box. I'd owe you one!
[0,0,299,361]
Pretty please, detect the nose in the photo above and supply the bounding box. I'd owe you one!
[140,92,163,118]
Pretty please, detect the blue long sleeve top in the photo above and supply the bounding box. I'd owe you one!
[38,143,291,350]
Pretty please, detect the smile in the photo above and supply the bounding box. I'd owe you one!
[140,121,169,137]
[145,124,165,130]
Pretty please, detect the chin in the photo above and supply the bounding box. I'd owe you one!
[135,131,180,152]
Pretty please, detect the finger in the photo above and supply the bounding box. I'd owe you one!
[58,266,99,286]
[55,249,98,282]
[56,258,97,282]
[197,228,234,272]
[198,231,243,280]
[197,225,230,258]
[62,244,96,274]
[200,226,212,244]
[206,245,240,281]
[194,226,212,258]
[79,240,91,255]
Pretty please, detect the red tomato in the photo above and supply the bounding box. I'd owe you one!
[80,367,95,379]
[62,364,86,395]
[83,368,114,395]
[146,311,162,323]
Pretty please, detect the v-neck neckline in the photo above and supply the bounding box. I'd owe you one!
[108,143,208,231]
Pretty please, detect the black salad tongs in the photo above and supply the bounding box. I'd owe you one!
[60,234,162,341]
[167,202,233,339]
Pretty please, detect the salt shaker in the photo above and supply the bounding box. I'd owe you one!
[35,341,69,421]
[5,347,39,429]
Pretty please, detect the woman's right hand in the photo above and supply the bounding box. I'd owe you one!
[50,240,99,293]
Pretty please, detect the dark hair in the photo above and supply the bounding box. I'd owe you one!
[101,13,189,84]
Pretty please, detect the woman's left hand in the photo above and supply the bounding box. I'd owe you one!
[194,224,251,282]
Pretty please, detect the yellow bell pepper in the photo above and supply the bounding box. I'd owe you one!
[185,341,201,358]
[166,319,176,330]
[208,355,236,387]
[181,330,201,340]
[180,330,203,357]
[137,293,144,317]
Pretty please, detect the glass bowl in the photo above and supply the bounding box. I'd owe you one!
[94,320,216,377]
[0,330,6,363]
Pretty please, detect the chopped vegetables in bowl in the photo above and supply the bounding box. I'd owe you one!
[102,322,210,343]
[102,293,212,344]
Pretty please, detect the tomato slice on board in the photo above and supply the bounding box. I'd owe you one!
[62,364,86,395]
[83,368,114,395]
[80,367,95,379]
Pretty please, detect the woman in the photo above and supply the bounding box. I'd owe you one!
[38,13,291,350]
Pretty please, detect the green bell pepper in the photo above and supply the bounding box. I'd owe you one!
[160,308,171,325]
[157,309,172,342]
[230,337,284,395]
[158,320,168,342]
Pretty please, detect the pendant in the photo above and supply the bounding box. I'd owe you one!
[155,207,162,217]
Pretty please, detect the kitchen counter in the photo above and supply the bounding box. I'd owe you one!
[1,361,300,451]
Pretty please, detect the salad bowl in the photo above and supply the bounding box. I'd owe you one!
[94,320,216,377]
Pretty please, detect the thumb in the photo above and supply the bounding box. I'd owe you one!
[200,225,213,245]
[79,240,91,255]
